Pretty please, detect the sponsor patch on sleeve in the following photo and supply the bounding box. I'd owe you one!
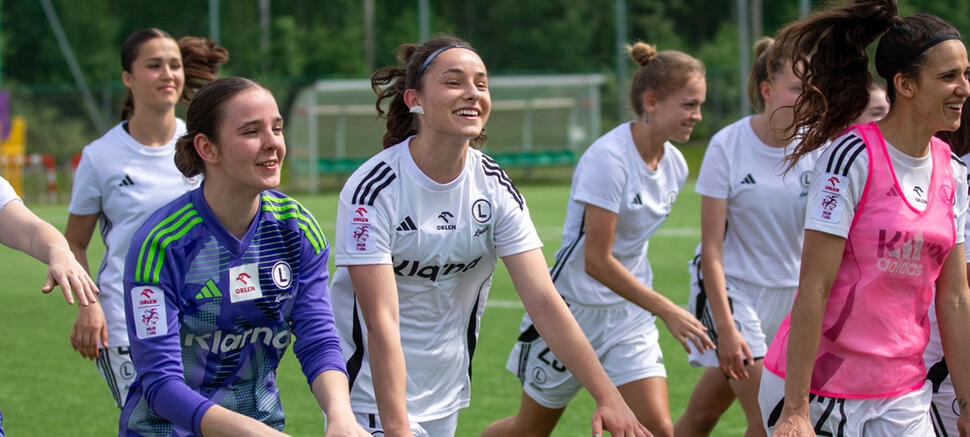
[813,173,847,223]
[131,286,167,339]
[347,204,375,253]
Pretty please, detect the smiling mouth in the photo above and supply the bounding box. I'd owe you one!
[258,159,278,168]
[454,109,480,117]
[947,103,963,111]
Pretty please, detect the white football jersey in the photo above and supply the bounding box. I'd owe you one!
[331,138,542,421]
[805,130,967,244]
[694,116,818,288]
[550,122,688,307]
[0,176,20,211]
[68,120,198,347]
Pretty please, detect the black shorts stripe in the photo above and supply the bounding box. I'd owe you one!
[481,156,524,210]
[352,162,396,205]
[766,396,785,428]
[346,297,365,389]
[931,401,950,437]
[927,358,950,393]
[691,256,727,349]
[98,349,122,408]
[826,136,857,173]
[835,398,847,437]
[549,211,586,282]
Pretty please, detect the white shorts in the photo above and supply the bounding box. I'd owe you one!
[355,411,458,437]
[759,370,934,436]
[926,358,959,436]
[686,255,796,368]
[96,346,136,408]
[506,300,666,409]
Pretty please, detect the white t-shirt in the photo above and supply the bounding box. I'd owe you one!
[550,122,688,307]
[0,176,20,211]
[806,130,968,245]
[68,120,198,347]
[694,116,818,288]
[331,138,542,421]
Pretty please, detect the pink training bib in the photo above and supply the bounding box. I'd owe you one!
[764,123,956,398]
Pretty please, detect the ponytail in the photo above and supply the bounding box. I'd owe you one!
[372,35,486,149]
[177,36,229,105]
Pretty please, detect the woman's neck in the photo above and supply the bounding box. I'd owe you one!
[750,111,789,148]
[877,109,933,158]
[408,132,469,184]
[202,179,261,239]
[127,106,177,147]
[630,119,665,171]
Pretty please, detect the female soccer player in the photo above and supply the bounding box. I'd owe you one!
[484,41,711,437]
[757,1,970,435]
[330,36,648,437]
[856,84,890,124]
[675,37,816,437]
[65,28,227,408]
[120,77,366,436]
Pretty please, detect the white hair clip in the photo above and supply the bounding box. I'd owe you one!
[409,105,425,115]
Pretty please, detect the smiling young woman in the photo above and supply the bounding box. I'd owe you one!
[484,41,712,437]
[329,35,648,437]
[119,77,367,437]
[64,28,227,412]
[755,1,970,435]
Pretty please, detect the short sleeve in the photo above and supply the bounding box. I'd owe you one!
[695,135,731,199]
[804,135,867,238]
[68,149,103,215]
[333,167,394,266]
[571,149,626,213]
[0,176,20,211]
[492,172,543,258]
[952,159,968,246]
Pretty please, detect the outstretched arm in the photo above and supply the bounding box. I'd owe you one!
[0,200,98,305]
[504,248,651,437]
[348,264,412,437]
[583,204,713,355]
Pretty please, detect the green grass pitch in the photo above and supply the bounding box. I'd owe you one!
[0,181,746,435]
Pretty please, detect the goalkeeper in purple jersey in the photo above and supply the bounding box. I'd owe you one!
[120,77,367,437]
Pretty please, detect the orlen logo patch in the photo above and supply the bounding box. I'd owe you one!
[184,327,291,354]
[131,285,167,339]
[229,263,263,303]
[347,204,375,253]
[824,176,842,194]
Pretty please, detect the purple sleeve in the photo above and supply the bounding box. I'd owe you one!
[291,236,347,386]
[124,249,215,434]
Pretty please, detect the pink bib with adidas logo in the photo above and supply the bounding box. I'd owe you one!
[764,122,956,398]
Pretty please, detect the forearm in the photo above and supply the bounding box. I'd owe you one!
[367,327,411,435]
[200,404,287,437]
[311,370,357,429]
[779,287,826,415]
[585,254,678,317]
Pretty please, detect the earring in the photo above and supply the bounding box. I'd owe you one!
[409,105,425,115]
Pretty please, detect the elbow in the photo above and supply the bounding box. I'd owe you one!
[583,257,603,279]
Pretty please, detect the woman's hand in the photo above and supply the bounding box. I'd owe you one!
[71,301,108,360]
[715,326,753,380]
[657,303,714,354]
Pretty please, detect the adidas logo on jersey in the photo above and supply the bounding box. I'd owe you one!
[632,194,643,205]
[396,216,417,232]
[886,186,901,197]
[876,230,947,277]
[184,327,291,354]
[195,279,223,299]
[118,174,135,186]
[741,174,756,184]
[393,256,481,282]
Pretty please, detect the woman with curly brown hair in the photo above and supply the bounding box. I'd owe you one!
[757,1,970,435]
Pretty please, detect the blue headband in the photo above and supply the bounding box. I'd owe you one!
[415,45,475,79]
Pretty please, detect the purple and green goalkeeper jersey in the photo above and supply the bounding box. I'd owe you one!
[119,187,344,436]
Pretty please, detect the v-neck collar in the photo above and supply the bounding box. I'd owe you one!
[190,185,263,257]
